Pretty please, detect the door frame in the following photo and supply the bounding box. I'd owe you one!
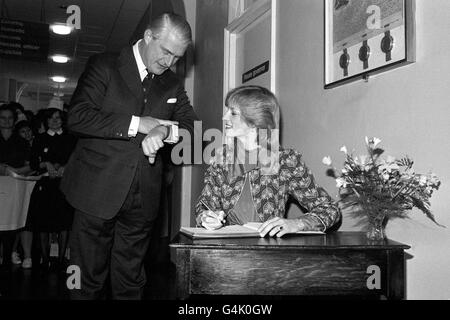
[223,0,278,99]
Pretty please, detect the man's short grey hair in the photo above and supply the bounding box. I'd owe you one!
[147,13,192,44]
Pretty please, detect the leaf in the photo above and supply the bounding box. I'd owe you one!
[372,148,384,157]
[411,197,446,228]
[326,168,337,178]
[396,157,414,169]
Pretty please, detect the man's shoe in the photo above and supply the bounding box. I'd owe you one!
[22,258,32,269]
[11,252,22,265]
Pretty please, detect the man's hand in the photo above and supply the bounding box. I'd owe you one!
[138,116,178,135]
[56,166,65,177]
[141,125,169,164]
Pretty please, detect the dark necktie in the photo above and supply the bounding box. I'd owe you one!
[141,72,152,115]
[142,72,151,87]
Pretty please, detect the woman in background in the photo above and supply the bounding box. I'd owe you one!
[0,104,31,176]
[16,120,35,147]
[0,104,31,266]
[26,108,76,269]
[10,120,36,268]
[195,86,341,237]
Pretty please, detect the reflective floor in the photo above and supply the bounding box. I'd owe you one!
[0,258,176,300]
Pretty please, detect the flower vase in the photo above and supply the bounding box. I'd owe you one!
[366,211,387,241]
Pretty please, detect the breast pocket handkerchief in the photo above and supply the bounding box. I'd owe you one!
[167,98,177,104]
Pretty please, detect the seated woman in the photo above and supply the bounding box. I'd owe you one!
[195,86,341,237]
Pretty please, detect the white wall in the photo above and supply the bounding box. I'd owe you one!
[171,0,197,233]
[189,0,229,226]
[276,0,450,300]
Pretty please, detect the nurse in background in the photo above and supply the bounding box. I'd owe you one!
[11,120,36,268]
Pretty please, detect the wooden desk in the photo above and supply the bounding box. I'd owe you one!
[170,232,410,300]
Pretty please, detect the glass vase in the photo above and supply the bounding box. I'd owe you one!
[366,211,387,241]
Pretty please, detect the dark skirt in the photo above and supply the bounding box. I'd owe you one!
[25,177,74,232]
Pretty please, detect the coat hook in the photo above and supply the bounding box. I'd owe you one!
[363,74,370,82]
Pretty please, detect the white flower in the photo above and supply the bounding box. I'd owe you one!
[322,156,332,166]
[340,146,348,154]
[336,178,348,188]
[365,136,382,148]
[378,160,399,173]
[359,155,368,165]
[419,175,427,186]
[386,156,396,163]
[382,173,390,181]
[373,137,382,148]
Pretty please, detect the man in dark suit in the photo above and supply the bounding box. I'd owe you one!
[61,13,198,299]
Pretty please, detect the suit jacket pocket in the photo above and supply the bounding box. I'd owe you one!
[76,147,109,169]
[102,97,132,114]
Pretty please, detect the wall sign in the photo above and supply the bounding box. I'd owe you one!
[242,61,270,83]
[0,18,49,62]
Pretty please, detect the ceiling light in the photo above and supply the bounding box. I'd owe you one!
[47,96,64,111]
[51,76,67,83]
[51,55,69,63]
[50,24,72,35]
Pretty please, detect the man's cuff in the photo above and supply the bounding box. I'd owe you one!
[128,115,140,137]
[163,124,179,144]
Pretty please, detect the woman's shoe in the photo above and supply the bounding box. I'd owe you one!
[22,258,32,269]
[11,252,22,265]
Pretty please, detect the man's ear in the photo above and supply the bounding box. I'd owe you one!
[143,29,153,44]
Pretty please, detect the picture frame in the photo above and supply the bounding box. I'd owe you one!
[324,0,415,89]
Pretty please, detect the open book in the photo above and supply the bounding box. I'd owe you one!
[180,222,325,239]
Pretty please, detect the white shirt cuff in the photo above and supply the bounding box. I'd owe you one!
[164,124,179,144]
[128,115,140,137]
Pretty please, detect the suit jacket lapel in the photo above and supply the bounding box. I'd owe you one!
[147,76,164,113]
[118,47,143,109]
[147,72,176,113]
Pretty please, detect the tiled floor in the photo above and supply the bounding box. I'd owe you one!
[0,259,176,300]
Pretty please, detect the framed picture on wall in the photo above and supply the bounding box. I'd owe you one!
[324,0,415,89]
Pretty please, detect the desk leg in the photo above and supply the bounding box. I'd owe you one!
[175,249,190,300]
[387,250,406,300]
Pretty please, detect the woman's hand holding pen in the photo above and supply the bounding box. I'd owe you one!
[200,210,226,230]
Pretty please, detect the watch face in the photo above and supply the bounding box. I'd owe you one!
[339,52,351,69]
[381,34,395,53]
[359,44,371,61]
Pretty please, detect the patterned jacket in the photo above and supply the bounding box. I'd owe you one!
[195,148,341,232]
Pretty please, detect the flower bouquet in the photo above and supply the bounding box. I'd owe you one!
[323,137,443,240]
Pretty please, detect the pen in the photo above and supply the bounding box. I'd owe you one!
[201,200,213,212]
[201,200,226,221]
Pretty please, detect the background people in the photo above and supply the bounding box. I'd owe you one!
[25,108,76,270]
[0,104,32,267]
[10,120,35,268]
